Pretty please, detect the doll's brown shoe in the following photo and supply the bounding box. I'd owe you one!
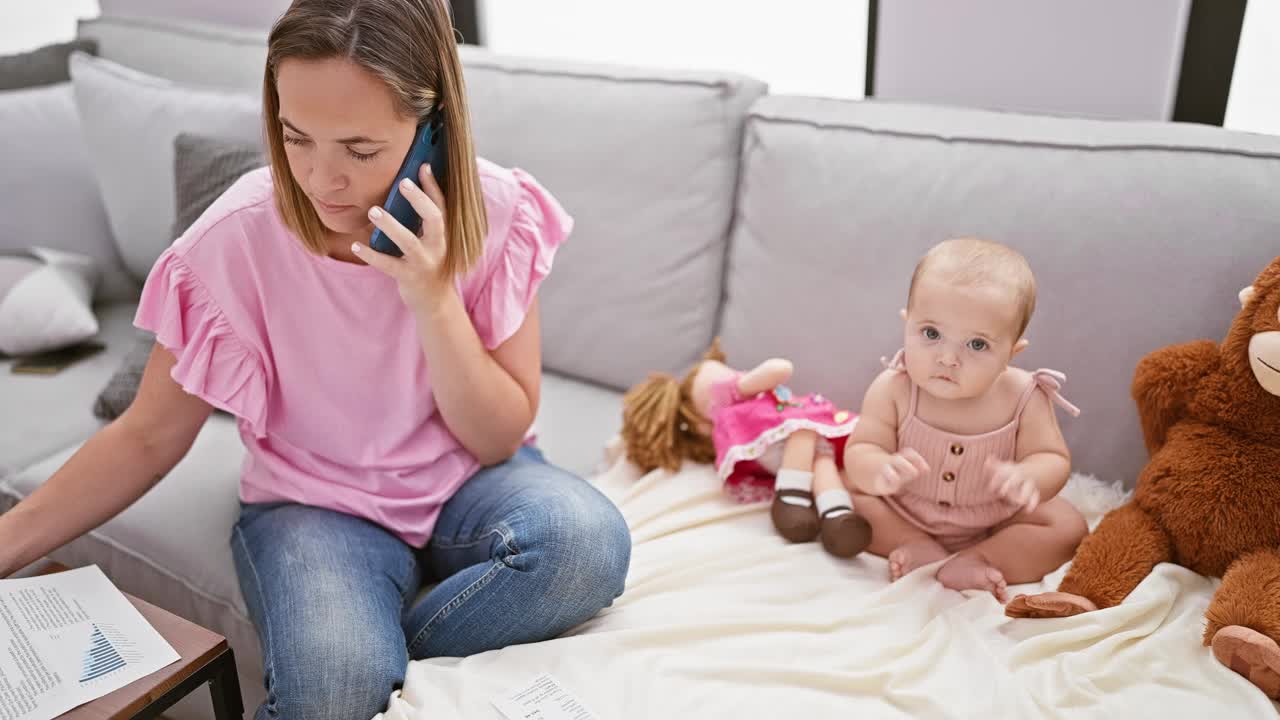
[771,489,820,542]
[820,508,872,558]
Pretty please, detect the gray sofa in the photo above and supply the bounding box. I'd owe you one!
[3,13,1279,720]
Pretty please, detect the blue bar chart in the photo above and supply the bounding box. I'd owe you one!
[78,624,126,683]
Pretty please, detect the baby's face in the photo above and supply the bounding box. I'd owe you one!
[903,277,1023,400]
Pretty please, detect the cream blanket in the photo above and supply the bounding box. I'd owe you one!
[375,457,1280,719]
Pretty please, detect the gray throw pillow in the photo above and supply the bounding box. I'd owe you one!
[93,133,265,421]
[0,39,97,91]
[92,330,155,421]
[171,133,267,237]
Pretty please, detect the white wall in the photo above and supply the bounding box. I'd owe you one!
[872,0,1191,122]
[1224,0,1280,135]
[481,0,869,99]
[5,1,1278,135]
[0,1,100,55]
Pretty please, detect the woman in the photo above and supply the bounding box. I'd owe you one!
[0,1,631,717]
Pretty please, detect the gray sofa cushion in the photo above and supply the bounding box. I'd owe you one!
[534,373,623,478]
[69,52,263,284]
[720,97,1280,486]
[0,39,97,90]
[76,15,266,93]
[0,303,136,480]
[459,47,767,389]
[0,83,136,302]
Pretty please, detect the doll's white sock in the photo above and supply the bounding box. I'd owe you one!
[775,469,813,506]
[816,489,853,518]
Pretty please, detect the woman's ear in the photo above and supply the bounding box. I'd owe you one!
[899,308,908,321]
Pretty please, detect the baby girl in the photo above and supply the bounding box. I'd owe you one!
[844,238,1088,602]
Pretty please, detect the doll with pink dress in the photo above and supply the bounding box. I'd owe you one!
[620,339,871,557]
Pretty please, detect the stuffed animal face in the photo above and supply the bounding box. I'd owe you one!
[1241,284,1280,396]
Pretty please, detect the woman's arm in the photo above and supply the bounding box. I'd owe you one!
[0,345,212,576]
[355,166,542,466]
[412,292,541,465]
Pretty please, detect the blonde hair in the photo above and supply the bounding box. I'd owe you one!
[908,237,1038,338]
[263,0,488,278]
[620,340,727,473]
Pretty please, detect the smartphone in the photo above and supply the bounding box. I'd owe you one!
[10,341,106,375]
[369,109,449,257]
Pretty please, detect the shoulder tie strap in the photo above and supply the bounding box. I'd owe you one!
[1018,368,1081,418]
[881,348,907,372]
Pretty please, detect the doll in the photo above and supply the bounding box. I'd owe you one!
[621,339,871,557]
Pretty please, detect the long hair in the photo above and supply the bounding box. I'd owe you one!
[263,0,487,277]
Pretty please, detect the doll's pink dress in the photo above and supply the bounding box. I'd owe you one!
[706,373,858,503]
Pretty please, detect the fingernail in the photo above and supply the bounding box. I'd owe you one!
[401,178,414,190]
[351,243,361,253]
[369,207,382,219]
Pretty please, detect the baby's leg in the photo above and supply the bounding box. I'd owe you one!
[852,492,948,581]
[937,497,1087,602]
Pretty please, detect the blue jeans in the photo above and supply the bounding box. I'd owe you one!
[231,446,631,720]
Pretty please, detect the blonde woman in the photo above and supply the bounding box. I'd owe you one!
[0,1,631,717]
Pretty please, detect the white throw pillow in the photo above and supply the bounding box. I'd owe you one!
[68,51,263,283]
[0,247,100,356]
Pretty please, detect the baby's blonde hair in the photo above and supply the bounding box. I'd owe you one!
[907,238,1038,338]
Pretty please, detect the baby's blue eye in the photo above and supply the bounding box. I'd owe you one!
[922,327,940,341]
[968,339,988,352]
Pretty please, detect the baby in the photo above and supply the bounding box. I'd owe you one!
[844,238,1088,602]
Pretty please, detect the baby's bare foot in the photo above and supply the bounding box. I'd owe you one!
[937,553,1008,602]
[888,540,948,581]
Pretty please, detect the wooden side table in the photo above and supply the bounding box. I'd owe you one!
[37,563,244,720]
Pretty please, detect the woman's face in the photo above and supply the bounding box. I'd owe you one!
[275,57,418,239]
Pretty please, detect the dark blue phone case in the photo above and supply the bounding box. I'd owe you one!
[369,113,448,256]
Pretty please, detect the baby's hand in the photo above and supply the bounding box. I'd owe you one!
[866,449,930,496]
[986,458,1040,513]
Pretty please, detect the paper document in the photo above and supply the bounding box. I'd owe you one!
[0,565,180,720]
[491,673,599,720]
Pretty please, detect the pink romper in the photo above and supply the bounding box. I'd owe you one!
[881,351,1081,551]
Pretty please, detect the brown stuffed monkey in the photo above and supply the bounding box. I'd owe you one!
[1006,256,1280,699]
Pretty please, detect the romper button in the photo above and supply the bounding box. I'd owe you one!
[942,471,956,482]
[950,443,964,456]
[939,500,952,507]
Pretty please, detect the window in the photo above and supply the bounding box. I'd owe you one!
[480,0,869,98]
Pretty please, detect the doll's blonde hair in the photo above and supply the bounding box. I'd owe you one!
[620,339,727,473]
[264,0,487,278]
[908,237,1038,338]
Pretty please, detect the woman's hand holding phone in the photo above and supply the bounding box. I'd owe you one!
[352,163,450,311]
